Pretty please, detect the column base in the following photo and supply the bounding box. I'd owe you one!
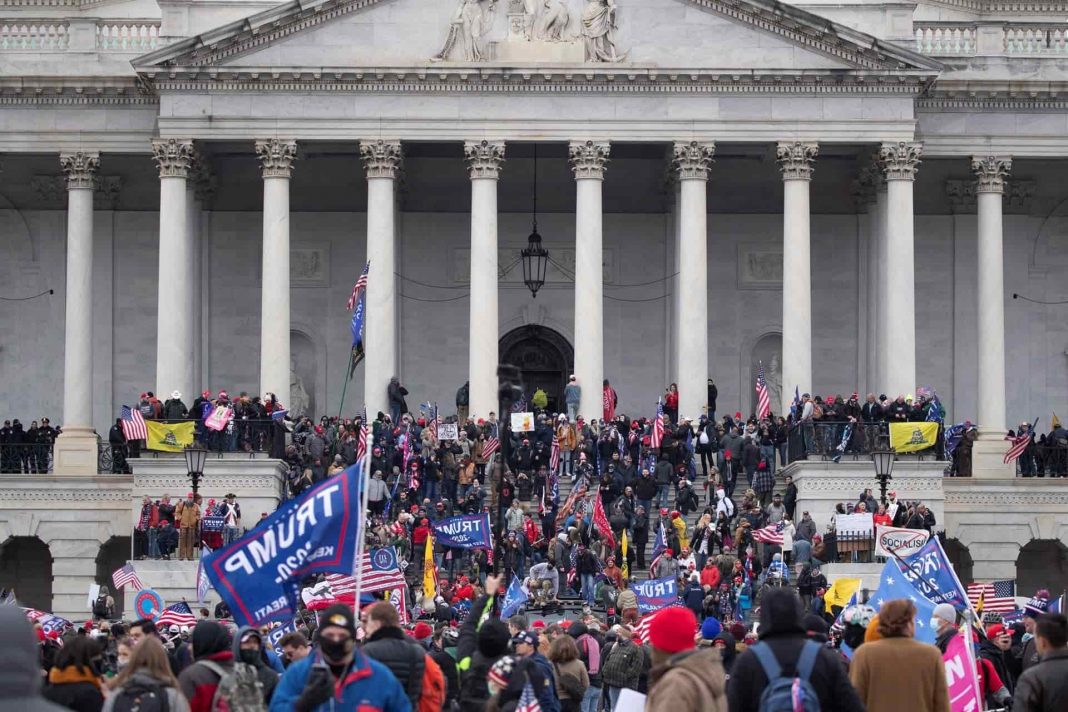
[53,428,98,475]
[971,431,1015,479]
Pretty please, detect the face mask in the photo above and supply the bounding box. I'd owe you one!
[930,618,943,632]
[116,658,129,671]
[240,650,260,666]
[319,636,353,662]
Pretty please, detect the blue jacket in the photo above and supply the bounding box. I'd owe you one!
[269,649,411,712]
[528,652,560,712]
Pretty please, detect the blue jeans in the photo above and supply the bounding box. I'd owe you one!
[761,445,775,475]
[423,479,439,502]
[581,573,596,605]
[580,686,601,712]
[148,528,160,558]
[656,485,670,510]
[224,526,240,546]
[390,405,401,425]
[607,687,623,711]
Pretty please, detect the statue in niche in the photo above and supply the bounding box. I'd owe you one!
[433,0,499,62]
[289,357,311,419]
[765,353,783,415]
[536,0,572,41]
[751,334,783,415]
[581,0,627,62]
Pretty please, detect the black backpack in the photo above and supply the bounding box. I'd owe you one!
[92,597,110,619]
[111,678,170,712]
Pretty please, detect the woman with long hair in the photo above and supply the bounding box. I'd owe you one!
[103,636,190,712]
[43,636,105,711]
[548,635,589,712]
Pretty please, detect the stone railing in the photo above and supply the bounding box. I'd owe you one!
[96,21,159,52]
[916,21,1068,57]
[0,19,67,49]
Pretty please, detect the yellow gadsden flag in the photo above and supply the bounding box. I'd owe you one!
[889,421,940,453]
[145,420,195,452]
[422,534,436,601]
[825,577,862,614]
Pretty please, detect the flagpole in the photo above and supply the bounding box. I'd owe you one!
[337,348,355,424]
[352,405,372,623]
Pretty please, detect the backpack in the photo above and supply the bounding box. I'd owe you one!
[111,678,170,712]
[92,597,110,619]
[199,660,266,712]
[750,640,822,712]
[418,654,446,712]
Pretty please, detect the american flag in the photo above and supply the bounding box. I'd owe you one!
[1004,432,1031,464]
[755,362,771,420]
[482,437,500,459]
[967,581,1017,613]
[752,520,785,545]
[632,604,685,644]
[120,405,147,441]
[325,546,406,594]
[550,433,560,474]
[650,399,665,449]
[156,602,196,628]
[346,261,370,311]
[357,409,369,464]
[111,564,143,592]
[516,678,542,712]
[555,482,587,527]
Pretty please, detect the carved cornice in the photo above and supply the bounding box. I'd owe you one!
[151,138,194,179]
[672,141,716,181]
[255,138,298,178]
[464,140,505,180]
[568,141,610,181]
[878,141,923,181]
[776,141,818,181]
[946,179,976,213]
[359,139,403,179]
[945,490,1068,506]
[798,477,944,493]
[0,488,131,503]
[58,151,99,190]
[972,155,1012,194]
[919,93,1068,111]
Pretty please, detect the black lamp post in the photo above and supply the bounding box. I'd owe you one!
[184,446,207,497]
[521,144,549,298]
[871,448,895,506]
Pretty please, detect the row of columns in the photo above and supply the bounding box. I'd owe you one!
[54,141,1013,459]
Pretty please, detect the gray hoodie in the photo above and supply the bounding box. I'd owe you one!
[0,606,67,712]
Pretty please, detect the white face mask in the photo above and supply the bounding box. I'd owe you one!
[930,618,943,632]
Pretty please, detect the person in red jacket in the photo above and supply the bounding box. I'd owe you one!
[700,558,722,590]
[177,621,235,712]
[453,575,474,601]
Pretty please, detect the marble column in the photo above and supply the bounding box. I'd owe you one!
[570,141,610,421]
[151,139,195,406]
[871,173,888,392]
[777,142,818,414]
[360,140,403,417]
[53,152,99,474]
[465,140,505,419]
[878,142,922,398]
[254,139,297,403]
[971,155,1014,478]
[671,141,714,419]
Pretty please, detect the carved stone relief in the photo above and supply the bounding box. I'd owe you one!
[291,244,328,286]
[737,244,783,289]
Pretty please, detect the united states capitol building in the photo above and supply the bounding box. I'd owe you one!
[0,0,1067,619]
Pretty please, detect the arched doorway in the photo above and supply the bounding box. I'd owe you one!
[0,537,53,612]
[942,537,974,586]
[499,326,574,413]
[96,536,133,615]
[1016,540,1068,597]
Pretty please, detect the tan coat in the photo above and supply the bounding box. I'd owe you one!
[552,658,589,702]
[175,501,200,529]
[647,647,727,712]
[850,636,950,712]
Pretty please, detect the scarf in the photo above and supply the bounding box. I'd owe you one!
[48,665,102,690]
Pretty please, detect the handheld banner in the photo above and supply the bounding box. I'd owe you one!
[875,525,930,559]
[429,514,493,549]
[203,464,363,627]
[943,628,983,712]
[501,574,529,619]
[630,575,678,614]
[134,589,164,619]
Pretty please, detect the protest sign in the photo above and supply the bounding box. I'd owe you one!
[835,513,874,536]
[630,575,678,614]
[430,514,493,549]
[203,464,363,627]
[510,412,534,432]
[875,525,930,559]
[436,423,459,441]
[943,629,983,712]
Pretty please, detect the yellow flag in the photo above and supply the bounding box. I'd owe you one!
[889,422,940,453]
[620,529,629,581]
[422,535,436,601]
[1053,412,1062,429]
[145,420,195,452]
[824,577,862,614]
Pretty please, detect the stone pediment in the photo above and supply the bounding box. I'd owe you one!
[134,0,941,77]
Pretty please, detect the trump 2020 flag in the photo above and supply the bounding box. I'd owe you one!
[203,463,363,627]
[630,575,678,614]
[501,574,529,619]
[430,513,493,549]
[898,536,973,613]
[349,261,369,375]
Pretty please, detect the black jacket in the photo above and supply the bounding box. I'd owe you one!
[428,645,458,703]
[978,638,1015,695]
[1014,648,1068,712]
[362,626,425,709]
[727,632,864,712]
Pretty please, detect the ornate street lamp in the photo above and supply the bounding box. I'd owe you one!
[871,448,896,506]
[184,446,208,497]
[521,144,549,298]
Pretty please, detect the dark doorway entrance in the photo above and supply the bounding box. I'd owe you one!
[499,326,574,413]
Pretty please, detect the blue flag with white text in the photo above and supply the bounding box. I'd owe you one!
[203,464,363,627]
[630,575,679,614]
[501,574,529,618]
[897,536,972,612]
[871,558,939,645]
[430,514,493,549]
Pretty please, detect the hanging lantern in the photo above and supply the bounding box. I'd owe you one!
[521,229,548,298]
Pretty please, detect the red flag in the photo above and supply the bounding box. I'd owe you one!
[592,493,616,551]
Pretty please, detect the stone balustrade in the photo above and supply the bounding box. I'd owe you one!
[0,19,160,51]
[0,20,67,49]
[915,23,977,57]
[916,21,1068,57]
[96,22,159,52]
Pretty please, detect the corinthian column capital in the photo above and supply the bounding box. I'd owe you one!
[776,142,819,181]
[568,140,611,180]
[151,139,194,179]
[254,138,298,179]
[672,141,716,181]
[972,155,1012,194]
[878,141,923,181]
[360,140,404,179]
[59,151,100,190]
[464,140,505,180]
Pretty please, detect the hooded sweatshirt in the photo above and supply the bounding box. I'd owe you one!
[0,607,68,712]
[232,625,279,703]
[177,621,235,712]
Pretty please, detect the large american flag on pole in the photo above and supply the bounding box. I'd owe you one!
[550,433,560,474]
[481,436,500,459]
[356,408,369,463]
[346,261,370,311]
[326,546,406,594]
[120,405,147,441]
[752,520,785,545]
[156,602,197,628]
[650,399,665,450]
[111,564,143,592]
[755,361,771,420]
[967,580,1016,614]
[1003,433,1031,464]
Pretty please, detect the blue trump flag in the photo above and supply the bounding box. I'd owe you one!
[630,575,678,614]
[203,464,363,627]
[897,536,973,613]
[430,514,493,549]
[871,558,939,645]
[501,574,529,618]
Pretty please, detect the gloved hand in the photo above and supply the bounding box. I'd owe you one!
[295,663,334,712]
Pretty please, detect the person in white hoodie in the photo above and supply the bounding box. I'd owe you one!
[715,486,735,521]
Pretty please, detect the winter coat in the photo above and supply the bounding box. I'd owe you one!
[1013,648,1068,712]
[102,671,190,712]
[647,648,727,712]
[43,666,104,712]
[600,640,644,690]
[175,500,200,528]
[0,607,67,712]
[362,626,426,710]
[850,636,948,712]
[269,649,411,712]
